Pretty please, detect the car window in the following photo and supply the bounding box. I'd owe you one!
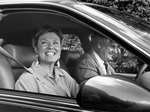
[0,9,91,97]
[110,45,144,74]
[62,34,84,55]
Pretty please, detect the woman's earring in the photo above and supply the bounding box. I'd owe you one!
[35,55,39,67]
[57,60,60,67]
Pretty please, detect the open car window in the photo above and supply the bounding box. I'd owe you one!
[0,8,91,97]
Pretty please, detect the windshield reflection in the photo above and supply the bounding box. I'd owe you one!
[74,4,150,56]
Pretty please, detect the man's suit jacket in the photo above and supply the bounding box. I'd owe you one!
[73,49,115,84]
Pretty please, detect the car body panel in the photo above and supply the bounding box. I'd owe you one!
[0,89,94,112]
[77,75,150,112]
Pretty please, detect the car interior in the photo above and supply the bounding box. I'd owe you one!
[0,10,93,90]
[0,8,142,91]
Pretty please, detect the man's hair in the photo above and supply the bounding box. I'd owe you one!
[89,33,110,47]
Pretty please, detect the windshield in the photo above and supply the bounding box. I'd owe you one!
[73,3,150,57]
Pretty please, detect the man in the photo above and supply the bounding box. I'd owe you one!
[73,33,150,90]
[73,33,118,84]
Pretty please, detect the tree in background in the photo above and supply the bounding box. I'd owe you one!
[62,34,84,55]
[110,46,143,73]
[78,0,150,22]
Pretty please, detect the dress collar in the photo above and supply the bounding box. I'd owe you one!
[31,61,65,78]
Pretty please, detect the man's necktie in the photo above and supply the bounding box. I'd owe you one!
[104,61,108,74]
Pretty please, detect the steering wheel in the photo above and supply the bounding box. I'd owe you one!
[134,63,148,80]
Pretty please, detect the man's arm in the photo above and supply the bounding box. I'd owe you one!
[73,58,99,84]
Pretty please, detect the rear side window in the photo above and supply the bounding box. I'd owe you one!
[62,34,84,55]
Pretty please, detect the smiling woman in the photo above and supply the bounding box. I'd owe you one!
[15,25,79,98]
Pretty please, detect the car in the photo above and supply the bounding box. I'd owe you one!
[0,0,150,112]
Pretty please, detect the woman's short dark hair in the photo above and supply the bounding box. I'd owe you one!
[33,25,63,47]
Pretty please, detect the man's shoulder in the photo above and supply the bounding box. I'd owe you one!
[77,50,95,64]
[73,51,98,71]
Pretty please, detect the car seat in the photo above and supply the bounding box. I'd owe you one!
[0,54,15,89]
[0,44,36,89]
[3,44,36,83]
[61,50,80,77]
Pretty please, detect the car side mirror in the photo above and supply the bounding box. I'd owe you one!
[76,75,150,112]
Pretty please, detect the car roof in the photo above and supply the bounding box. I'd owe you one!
[0,0,76,3]
[0,0,77,6]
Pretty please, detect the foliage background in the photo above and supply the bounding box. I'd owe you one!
[62,34,84,55]
[77,0,150,22]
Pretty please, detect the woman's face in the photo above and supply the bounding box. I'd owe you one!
[35,32,61,64]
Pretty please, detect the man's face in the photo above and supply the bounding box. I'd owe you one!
[99,41,118,61]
